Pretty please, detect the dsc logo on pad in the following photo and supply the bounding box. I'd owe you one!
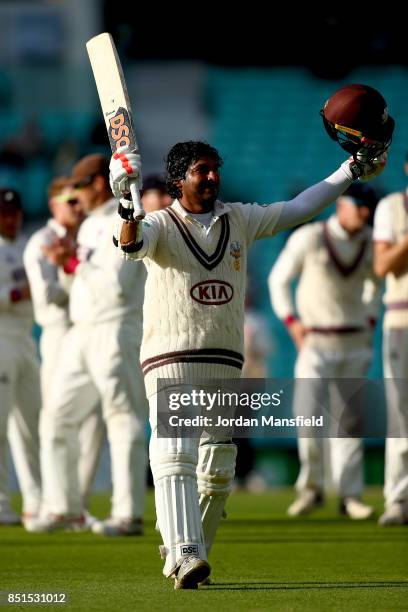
[181,545,199,556]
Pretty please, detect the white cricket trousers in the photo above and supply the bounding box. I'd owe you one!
[149,386,236,576]
[40,319,148,518]
[383,328,408,507]
[294,344,372,498]
[39,324,104,506]
[0,334,41,514]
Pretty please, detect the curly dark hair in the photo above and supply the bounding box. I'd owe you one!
[165,141,223,199]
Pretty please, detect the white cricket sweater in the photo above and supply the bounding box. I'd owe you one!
[68,198,146,331]
[373,192,408,329]
[0,234,33,336]
[24,219,70,328]
[131,199,283,396]
[269,215,381,351]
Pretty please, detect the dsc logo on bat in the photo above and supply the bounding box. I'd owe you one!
[108,107,132,150]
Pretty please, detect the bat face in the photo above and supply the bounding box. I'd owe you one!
[87,32,144,217]
[107,106,136,152]
[86,32,138,154]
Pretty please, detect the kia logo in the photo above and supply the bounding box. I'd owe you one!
[190,280,233,305]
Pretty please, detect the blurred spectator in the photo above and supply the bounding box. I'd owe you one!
[141,175,172,213]
[0,118,46,170]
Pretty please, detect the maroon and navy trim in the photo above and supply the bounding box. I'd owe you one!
[141,348,244,376]
[166,208,230,271]
[323,223,367,277]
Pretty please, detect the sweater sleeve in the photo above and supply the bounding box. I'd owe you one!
[268,226,312,320]
[274,166,352,232]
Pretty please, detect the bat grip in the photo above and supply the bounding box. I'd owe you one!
[129,181,145,219]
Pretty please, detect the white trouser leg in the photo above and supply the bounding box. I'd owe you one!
[89,321,148,520]
[332,346,372,498]
[39,325,70,406]
[197,437,236,556]
[330,438,363,498]
[295,437,325,493]
[106,411,146,519]
[78,408,105,508]
[0,337,16,512]
[5,337,41,515]
[293,346,327,493]
[294,344,371,497]
[384,437,408,506]
[40,325,104,510]
[383,328,408,506]
[149,390,206,577]
[41,328,97,516]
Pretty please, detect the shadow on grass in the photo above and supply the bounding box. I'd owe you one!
[205,580,408,591]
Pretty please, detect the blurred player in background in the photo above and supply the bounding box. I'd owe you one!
[0,188,41,525]
[140,175,172,213]
[29,155,148,535]
[234,295,272,492]
[110,130,386,588]
[269,183,381,519]
[23,178,104,525]
[373,154,408,526]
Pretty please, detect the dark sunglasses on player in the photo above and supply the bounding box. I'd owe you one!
[54,193,80,206]
[72,174,97,189]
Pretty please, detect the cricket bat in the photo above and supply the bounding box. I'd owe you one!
[86,32,144,218]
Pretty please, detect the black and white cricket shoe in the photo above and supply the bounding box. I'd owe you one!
[174,556,211,590]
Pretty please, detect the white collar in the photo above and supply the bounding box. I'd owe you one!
[327,215,367,241]
[171,199,231,221]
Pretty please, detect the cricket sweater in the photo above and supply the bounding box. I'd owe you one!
[134,199,283,396]
[373,192,408,329]
[269,215,380,351]
[0,234,33,336]
[68,198,146,332]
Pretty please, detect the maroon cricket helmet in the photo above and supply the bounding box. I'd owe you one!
[320,84,395,161]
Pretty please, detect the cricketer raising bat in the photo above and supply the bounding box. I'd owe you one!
[86,32,144,218]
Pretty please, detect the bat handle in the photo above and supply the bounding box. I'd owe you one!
[129,180,145,219]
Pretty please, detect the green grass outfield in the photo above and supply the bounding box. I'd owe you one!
[1,488,407,611]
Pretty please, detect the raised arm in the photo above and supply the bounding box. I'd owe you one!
[275,154,387,233]
[244,155,387,242]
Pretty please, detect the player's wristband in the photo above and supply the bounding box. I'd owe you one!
[10,288,22,303]
[284,314,298,327]
[63,256,80,274]
[118,201,135,221]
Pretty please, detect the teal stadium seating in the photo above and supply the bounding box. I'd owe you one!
[0,111,96,218]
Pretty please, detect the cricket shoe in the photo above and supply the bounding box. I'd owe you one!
[174,556,211,590]
[24,513,89,533]
[287,489,324,517]
[83,510,98,528]
[340,498,375,520]
[0,508,20,525]
[91,517,143,536]
[378,502,408,526]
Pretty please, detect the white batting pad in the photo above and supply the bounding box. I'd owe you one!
[150,431,206,576]
[197,442,237,555]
